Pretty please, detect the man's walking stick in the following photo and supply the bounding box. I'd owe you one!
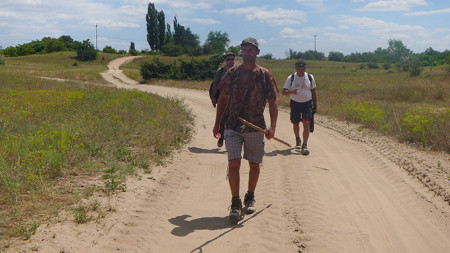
[238,117,291,147]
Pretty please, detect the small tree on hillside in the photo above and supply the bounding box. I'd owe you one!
[129,42,138,56]
[76,39,97,61]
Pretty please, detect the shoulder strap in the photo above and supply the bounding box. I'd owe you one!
[307,73,312,83]
[219,66,225,76]
[290,73,295,86]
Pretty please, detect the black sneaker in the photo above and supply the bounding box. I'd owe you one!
[217,137,224,147]
[244,192,256,214]
[295,137,301,149]
[301,143,310,155]
[229,197,242,224]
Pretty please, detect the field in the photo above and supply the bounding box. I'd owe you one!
[0,52,194,249]
[124,55,450,152]
[0,52,448,249]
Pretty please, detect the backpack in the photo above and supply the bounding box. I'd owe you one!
[209,67,226,101]
[290,72,315,133]
[290,72,313,87]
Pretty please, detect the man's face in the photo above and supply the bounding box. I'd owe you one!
[241,44,259,63]
[225,56,235,68]
[296,66,306,74]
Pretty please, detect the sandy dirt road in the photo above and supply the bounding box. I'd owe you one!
[8,56,450,253]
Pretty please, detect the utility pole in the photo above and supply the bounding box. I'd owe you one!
[96,24,98,50]
[314,35,317,52]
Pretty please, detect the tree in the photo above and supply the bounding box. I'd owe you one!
[387,39,412,63]
[227,45,241,56]
[129,42,138,56]
[286,49,304,59]
[203,31,229,55]
[102,45,117,54]
[157,10,165,50]
[172,17,201,55]
[76,39,97,61]
[328,51,345,61]
[260,53,273,59]
[146,3,158,50]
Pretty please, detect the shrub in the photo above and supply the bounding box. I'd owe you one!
[102,45,117,54]
[402,108,433,147]
[140,54,222,81]
[367,62,379,69]
[335,101,388,130]
[0,55,5,65]
[161,43,183,57]
[76,39,97,61]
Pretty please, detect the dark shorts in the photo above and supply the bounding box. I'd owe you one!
[290,99,312,124]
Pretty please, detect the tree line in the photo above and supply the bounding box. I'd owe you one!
[145,3,231,57]
[288,39,449,68]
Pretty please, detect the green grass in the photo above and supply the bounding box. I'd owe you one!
[124,55,449,152]
[0,53,194,249]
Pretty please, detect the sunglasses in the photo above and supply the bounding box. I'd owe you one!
[226,58,235,61]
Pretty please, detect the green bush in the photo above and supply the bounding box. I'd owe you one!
[76,39,97,61]
[0,55,5,65]
[402,108,433,147]
[367,62,379,69]
[140,54,222,81]
[335,101,388,130]
[102,46,117,54]
[161,42,183,57]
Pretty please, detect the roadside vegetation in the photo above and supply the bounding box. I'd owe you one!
[0,52,193,249]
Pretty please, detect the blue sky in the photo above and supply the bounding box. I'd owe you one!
[0,0,449,59]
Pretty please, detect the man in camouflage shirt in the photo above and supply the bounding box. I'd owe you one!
[213,37,279,223]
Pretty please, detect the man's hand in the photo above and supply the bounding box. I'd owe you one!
[213,123,221,139]
[312,104,317,114]
[265,126,275,140]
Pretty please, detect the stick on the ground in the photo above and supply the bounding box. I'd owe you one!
[238,117,291,147]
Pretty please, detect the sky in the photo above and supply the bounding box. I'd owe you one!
[0,0,449,59]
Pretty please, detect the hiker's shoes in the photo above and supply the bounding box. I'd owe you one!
[229,197,243,223]
[244,192,256,214]
[301,143,310,155]
[295,137,301,149]
[217,136,224,147]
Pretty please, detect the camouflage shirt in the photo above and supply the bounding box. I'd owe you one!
[217,64,278,133]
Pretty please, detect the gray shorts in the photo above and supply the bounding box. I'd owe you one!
[224,129,265,164]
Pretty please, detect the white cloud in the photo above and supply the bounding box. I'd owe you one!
[189,18,220,25]
[339,15,427,36]
[222,7,307,26]
[404,8,450,16]
[356,0,428,11]
[280,27,302,38]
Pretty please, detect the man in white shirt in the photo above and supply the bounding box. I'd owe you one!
[281,59,318,155]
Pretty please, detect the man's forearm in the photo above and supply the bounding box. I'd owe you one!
[268,98,278,129]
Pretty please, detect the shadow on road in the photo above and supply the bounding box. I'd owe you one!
[188,203,272,253]
[188,146,227,154]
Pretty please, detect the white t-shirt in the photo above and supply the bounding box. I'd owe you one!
[282,72,316,103]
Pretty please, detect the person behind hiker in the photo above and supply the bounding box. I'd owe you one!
[213,37,279,223]
[210,52,236,147]
[282,59,317,155]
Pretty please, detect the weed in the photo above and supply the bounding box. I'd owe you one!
[74,205,90,224]
[102,164,126,194]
